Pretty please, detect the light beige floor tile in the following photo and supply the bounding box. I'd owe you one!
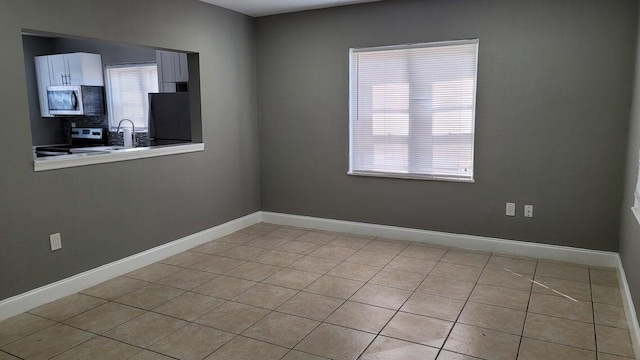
[458,302,525,335]
[0,313,56,347]
[242,312,319,348]
[217,231,261,244]
[281,350,329,359]
[189,255,246,274]
[205,336,288,360]
[595,325,635,358]
[125,263,182,282]
[276,291,344,321]
[232,283,298,309]
[160,251,211,267]
[443,323,520,360]
[153,291,225,321]
[384,256,437,275]
[328,235,371,250]
[0,351,21,360]
[478,268,532,291]
[429,262,482,283]
[349,283,412,310]
[155,268,218,290]
[148,323,234,360]
[265,227,308,240]
[325,301,395,333]
[592,284,623,305]
[304,275,365,299]
[127,350,174,360]
[360,336,438,360]
[295,231,339,244]
[485,255,537,275]
[278,240,322,255]
[346,250,396,267]
[594,303,628,329]
[517,337,596,360]
[381,312,453,347]
[441,250,490,268]
[244,236,290,249]
[263,268,322,290]
[416,276,475,300]
[254,250,304,267]
[523,313,595,350]
[437,350,482,359]
[536,261,589,283]
[528,292,593,323]
[81,276,148,300]
[295,323,375,360]
[63,302,145,334]
[195,301,270,334]
[289,255,341,274]
[239,223,281,236]
[596,353,635,360]
[360,240,409,255]
[590,268,618,286]
[114,284,184,310]
[28,293,107,322]
[103,312,186,348]
[400,292,465,322]
[218,245,269,260]
[1,324,95,360]
[369,268,426,291]
[309,245,358,261]
[468,284,530,311]
[399,244,448,261]
[225,261,282,281]
[50,336,139,360]
[532,275,591,301]
[191,240,238,255]
[326,262,381,282]
[192,275,256,299]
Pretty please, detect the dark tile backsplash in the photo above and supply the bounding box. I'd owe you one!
[59,116,149,147]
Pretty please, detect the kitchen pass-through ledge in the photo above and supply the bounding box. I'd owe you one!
[33,143,205,171]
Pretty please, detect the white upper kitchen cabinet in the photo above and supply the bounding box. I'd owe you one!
[47,53,103,86]
[156,50,188,92]
[34,56,52,117]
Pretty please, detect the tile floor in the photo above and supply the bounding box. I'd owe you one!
[0,222,635,360]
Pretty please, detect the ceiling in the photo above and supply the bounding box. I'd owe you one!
[198,0,381,17]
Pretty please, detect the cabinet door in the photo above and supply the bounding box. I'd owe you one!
[64,54,84,85]
[175,53,189,83]
[159,51,176,83]
[48,54,67,86]
[34,56,53,117]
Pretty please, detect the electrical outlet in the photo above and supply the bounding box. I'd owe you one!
[524,205,534,218]
[506,202,516,217]
[49,233,62,251]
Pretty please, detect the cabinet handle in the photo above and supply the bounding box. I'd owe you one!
[71,91,78,110]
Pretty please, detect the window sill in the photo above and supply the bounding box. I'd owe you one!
[347,171,475,183]
[33,143,204,172]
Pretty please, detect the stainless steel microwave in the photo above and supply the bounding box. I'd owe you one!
[46,85,105,116]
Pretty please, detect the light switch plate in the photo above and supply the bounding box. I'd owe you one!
[524,205,534,218]
[506,203,516,217]
[49,233,62,251]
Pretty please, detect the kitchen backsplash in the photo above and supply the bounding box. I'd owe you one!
[60,116,150,146]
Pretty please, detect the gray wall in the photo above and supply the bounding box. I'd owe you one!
[0,0,259,301]
[620,6,640,319]
[256,0,638,251]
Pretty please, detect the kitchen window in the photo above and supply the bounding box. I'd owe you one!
[349,39,479,182]
[105,63,159,131]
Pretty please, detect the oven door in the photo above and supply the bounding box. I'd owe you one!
[47,86,84,115]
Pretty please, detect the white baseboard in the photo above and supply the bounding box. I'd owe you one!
[0,211,261,322]
[617,254,640,358]
[261,212,619,267]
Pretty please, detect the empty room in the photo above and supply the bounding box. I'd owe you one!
[1,0,640,359]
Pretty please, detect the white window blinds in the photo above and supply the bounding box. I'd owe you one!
[349,39,479,182]
[105,63,159,130]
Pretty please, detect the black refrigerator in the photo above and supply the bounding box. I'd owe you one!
[148,92,191,146]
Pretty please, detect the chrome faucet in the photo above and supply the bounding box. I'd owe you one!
[116,119,136,147]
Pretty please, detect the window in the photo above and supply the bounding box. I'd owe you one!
[105,63,159,130]
[349,39,479,182]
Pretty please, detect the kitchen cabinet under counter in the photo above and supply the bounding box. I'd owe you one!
[33,143,204,172]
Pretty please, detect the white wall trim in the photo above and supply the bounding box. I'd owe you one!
[617,254,640,358]
[0,211,260,321]
[261,212,619,267]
